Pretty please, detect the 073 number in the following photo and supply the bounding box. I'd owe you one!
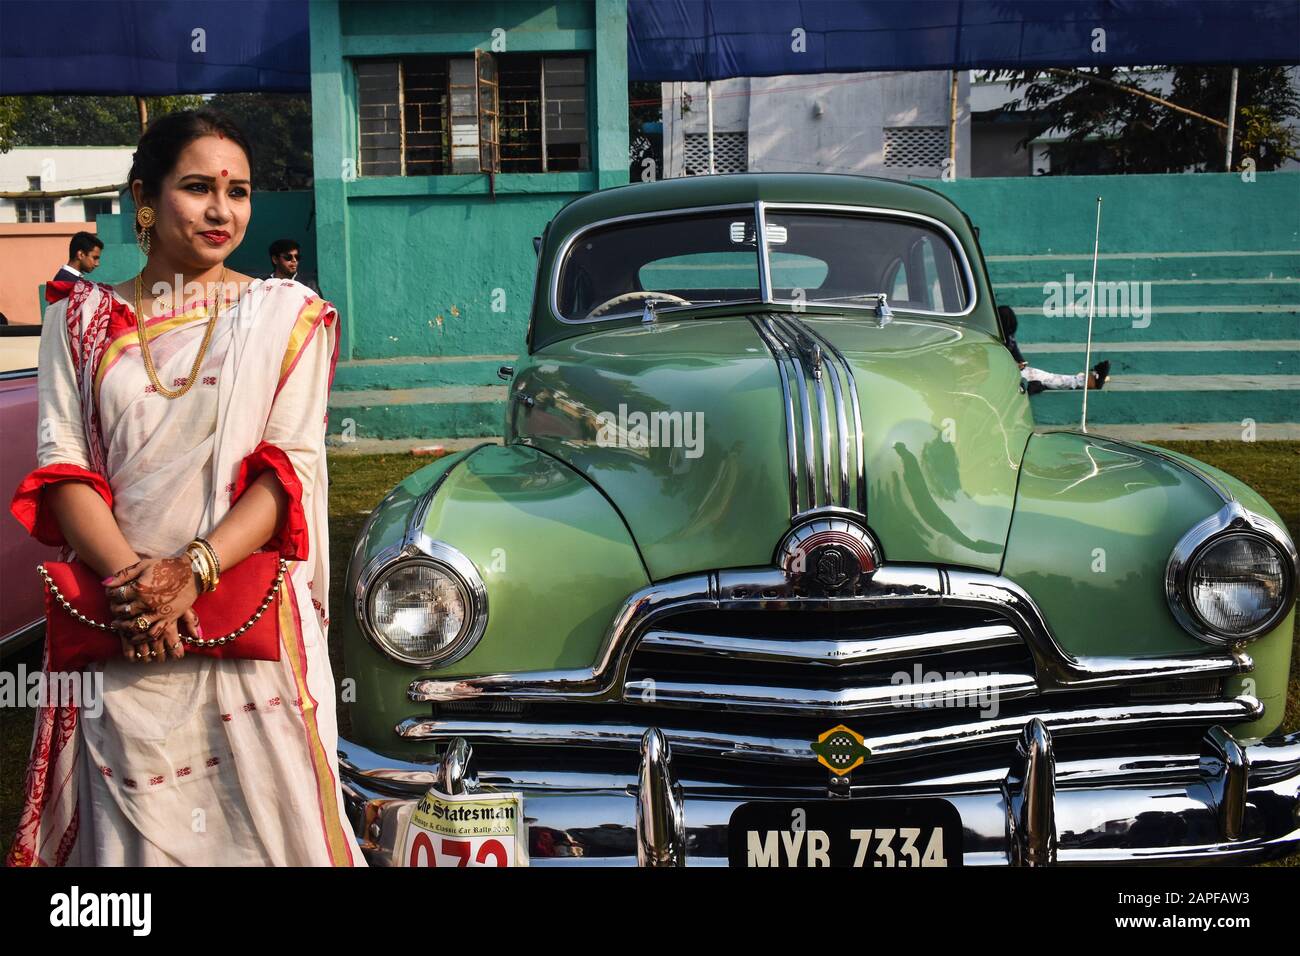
[408,834,508,867]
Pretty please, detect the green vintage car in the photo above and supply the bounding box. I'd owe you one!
[338,173,1299,867]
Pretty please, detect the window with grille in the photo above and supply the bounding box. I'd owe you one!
[682,131,748,175]
[356,53,588,177]
[882,126,947,168]
[16,199,55,223]
[83,198,113,221]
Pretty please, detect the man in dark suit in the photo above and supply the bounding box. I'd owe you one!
[52,231,103,285]
[268,237,321,296]
[46,232,104,303]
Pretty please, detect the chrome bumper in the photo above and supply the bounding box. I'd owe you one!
[339,718,1300,867]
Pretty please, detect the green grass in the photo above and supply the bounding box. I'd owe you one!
[2,442,1296,863]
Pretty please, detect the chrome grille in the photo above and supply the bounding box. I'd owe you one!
[623,605,1040,717]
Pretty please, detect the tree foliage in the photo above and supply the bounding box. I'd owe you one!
[0,93,313,191]
[994,66,1300,174]
[205,93,313,190]
[0,95,203,153]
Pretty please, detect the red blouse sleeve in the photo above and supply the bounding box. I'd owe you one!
[231,441,308,560]
[10,463,114,547]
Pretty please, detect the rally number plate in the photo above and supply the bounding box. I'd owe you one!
[728,798,963,868]
[401,788,529,867]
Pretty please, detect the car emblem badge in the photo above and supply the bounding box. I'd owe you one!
[812,724,871,776]
[778,517,881,596]
[814,547,850,589]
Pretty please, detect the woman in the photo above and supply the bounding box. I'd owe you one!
[7,110,361,866]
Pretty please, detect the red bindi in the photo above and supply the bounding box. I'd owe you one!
[221,169,228,177]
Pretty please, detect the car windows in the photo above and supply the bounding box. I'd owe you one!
[764,211,969,313]
[555,207,970,320]
[558,210,761,320]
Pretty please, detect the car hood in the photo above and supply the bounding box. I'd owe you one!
[512,312,1034,581]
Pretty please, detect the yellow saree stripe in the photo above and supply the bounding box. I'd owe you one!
[93,308,208,394]
[278,299,328,386]
[278,581,353,866]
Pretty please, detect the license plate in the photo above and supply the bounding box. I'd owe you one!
[728,798,963,868]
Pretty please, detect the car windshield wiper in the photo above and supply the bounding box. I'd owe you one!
[802,293,893,321]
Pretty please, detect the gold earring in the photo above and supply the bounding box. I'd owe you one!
[136,206,155,256]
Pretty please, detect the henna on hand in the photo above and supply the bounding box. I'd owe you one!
[133,557,193,615]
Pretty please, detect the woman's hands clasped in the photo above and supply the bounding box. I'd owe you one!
[104,556,202,664]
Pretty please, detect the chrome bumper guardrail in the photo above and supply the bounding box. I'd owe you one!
[407,566,1251,710]
[393,696,1264,766]
[339,722,1300,867]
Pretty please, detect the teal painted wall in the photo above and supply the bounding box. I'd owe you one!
[310,0,629,368]
[933,172,1300,254]
[934,172,1299,428]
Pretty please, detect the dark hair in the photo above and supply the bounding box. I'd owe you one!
[128,109,253,232]
[69,231,103,257]
[269,238,300,260]
[997,304,1018,336]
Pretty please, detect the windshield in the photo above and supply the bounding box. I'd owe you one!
[555,206,971,321]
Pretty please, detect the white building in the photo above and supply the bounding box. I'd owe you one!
[0,147,133,224]
[661,71,970,180]
[661,67,1300,181]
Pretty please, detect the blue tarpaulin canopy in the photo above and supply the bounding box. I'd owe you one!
[629,0,1300,81]
[0,0,310,95]
[1,0,1297,96]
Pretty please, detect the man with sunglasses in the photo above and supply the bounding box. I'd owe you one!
[267,237,320,295]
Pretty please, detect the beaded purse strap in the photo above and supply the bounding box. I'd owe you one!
[36,558,288,647]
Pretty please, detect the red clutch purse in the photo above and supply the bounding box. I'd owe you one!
[37,552,287,671]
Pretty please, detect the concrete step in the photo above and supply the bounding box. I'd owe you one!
[993,279,1300,307]
[1030,386,1298,425]
[331,354,517,392]
[984,250,1300,283]
[328,384,506,440]
[1020,341,1299,376]
[1008,307,1300,343]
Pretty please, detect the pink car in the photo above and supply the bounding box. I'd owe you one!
[1,324,53,653]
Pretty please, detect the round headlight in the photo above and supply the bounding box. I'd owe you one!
[1167,503,1297,646]
[358,543,488,666]
[1187,534,1287,637]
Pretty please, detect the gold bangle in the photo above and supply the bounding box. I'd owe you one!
[194,537,221,591]
[186,543,215,593]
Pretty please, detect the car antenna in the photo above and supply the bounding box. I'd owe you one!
[1080,196,1102,434]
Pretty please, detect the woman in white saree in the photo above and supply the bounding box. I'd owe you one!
[7,110,362,866]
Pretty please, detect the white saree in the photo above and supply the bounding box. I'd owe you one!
[8,277,362,866]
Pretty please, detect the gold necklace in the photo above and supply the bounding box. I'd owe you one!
[134,267,225,400]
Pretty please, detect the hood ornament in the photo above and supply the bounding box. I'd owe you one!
[777,516,881,596]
